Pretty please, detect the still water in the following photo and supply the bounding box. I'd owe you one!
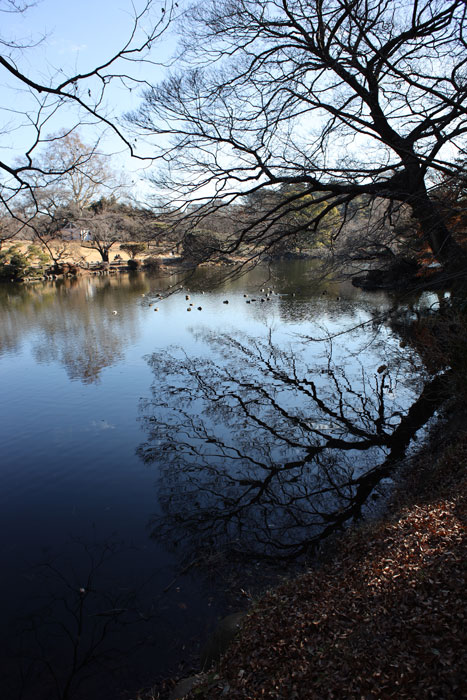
[0,263,432,699]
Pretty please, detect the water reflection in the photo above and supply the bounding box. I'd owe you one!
[139,331,444,559]
[0,276,147,383]
[7,538,161,700]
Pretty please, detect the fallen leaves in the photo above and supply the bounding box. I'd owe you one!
[184,423,467,699]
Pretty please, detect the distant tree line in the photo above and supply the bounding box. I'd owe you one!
[1,132,466,275]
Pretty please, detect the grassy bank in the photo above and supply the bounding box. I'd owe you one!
[165,402,466,699]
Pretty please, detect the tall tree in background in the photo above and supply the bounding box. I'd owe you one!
[130,0,467,275]
[0,204,27,248]
[20,131,130,262]
[30,131,122,211]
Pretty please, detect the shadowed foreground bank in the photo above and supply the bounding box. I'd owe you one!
[158,406,466,700]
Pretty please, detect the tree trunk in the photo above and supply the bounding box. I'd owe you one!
[411,190,467,276]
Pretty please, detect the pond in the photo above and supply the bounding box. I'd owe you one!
[0,262,442,699]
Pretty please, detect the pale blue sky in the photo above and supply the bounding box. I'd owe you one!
[1,0,177,200]
[5,0,172,80]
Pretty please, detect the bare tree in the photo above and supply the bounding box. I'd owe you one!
[129,0,467,276]
[77,198,136,263]
[17,130,132,264]
[0,0,172,214]
[0,203,27,248]
[28,131,126,212]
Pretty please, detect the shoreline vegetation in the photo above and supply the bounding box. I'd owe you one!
[152,400,466,700]
[0,240,187,282]
[0,239,455,293]
[0,239,275,284]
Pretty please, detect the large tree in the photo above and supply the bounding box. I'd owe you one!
[130,0,467,274]
[73,197,154,262]
[17,130,131,263]
[29,131,122,211]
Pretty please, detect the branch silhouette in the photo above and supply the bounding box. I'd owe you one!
[139,332,449,560]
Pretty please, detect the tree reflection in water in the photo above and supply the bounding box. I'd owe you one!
[139,332,449,560]
[0,276,146,383]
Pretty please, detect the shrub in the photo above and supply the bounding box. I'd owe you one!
[0,244,49,280]
[182,230,222,264]
[143,256,161,271]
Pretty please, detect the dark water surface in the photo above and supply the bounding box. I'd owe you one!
[0,263,438,699]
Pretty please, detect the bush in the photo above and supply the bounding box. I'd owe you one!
[143,256,161,271]
[46,262,81,276]
[412,301,467,400]
[0,245,49,280]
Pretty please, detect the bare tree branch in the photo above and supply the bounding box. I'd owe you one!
[0,0,173,213]
[129,0,467,275]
